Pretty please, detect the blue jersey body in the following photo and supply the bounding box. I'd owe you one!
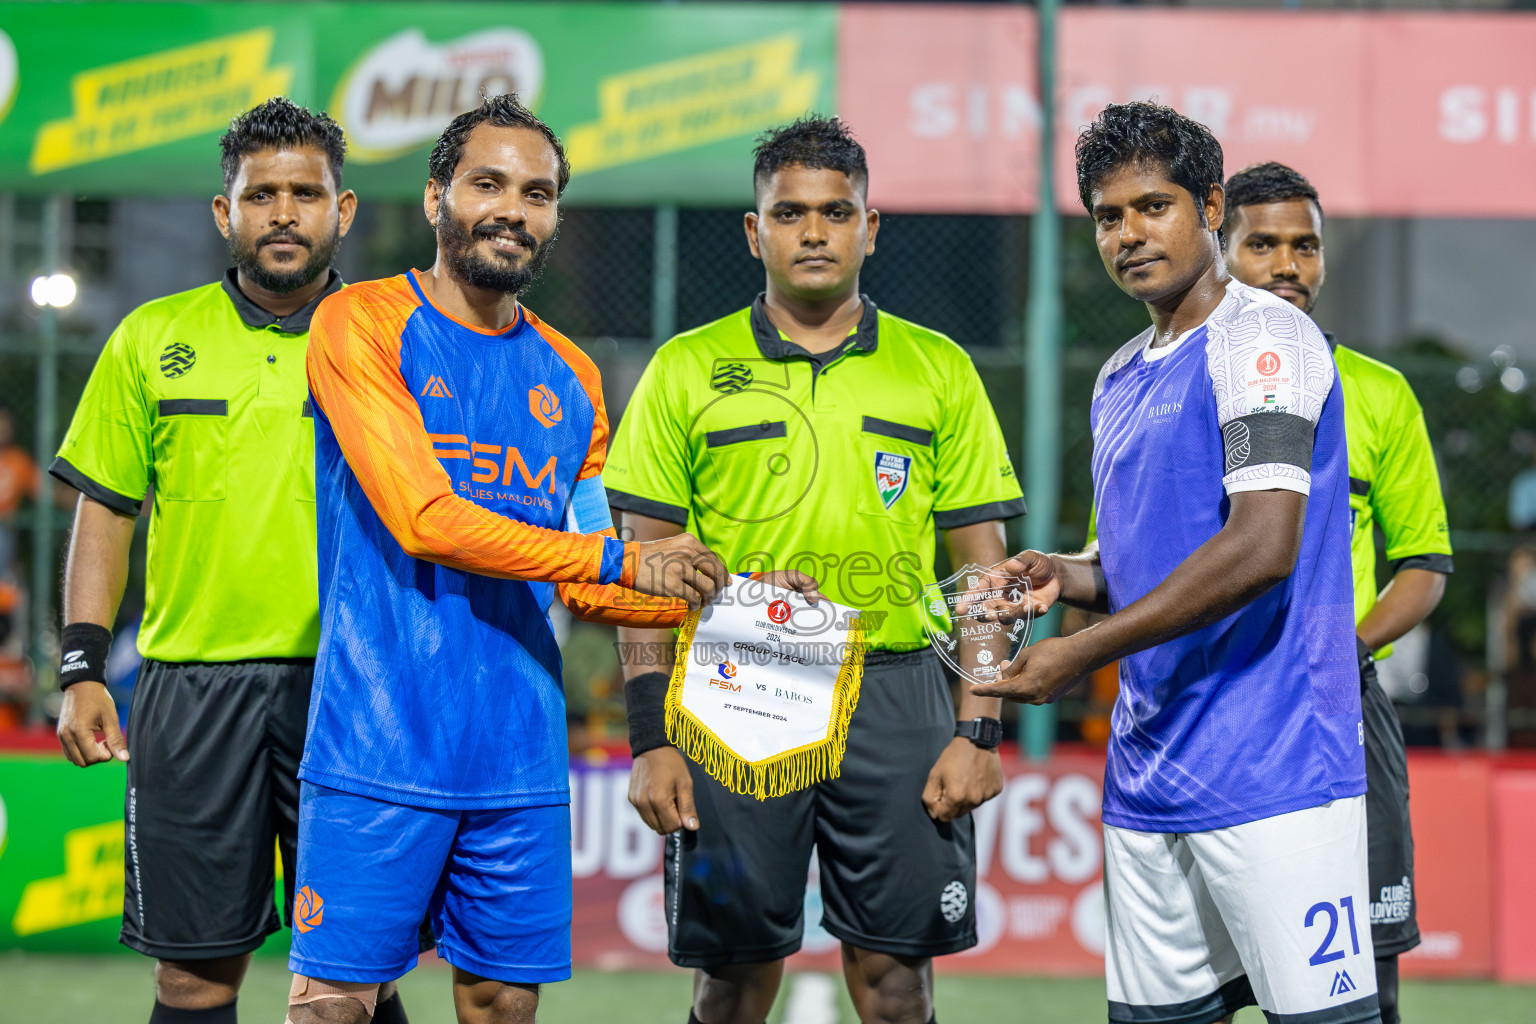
[1091,280,1363,833]
[303,273,622,810]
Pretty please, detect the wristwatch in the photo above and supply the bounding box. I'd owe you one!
[955,717,1004,749]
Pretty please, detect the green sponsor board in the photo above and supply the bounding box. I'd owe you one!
[0,754,287,955]
[0,2,836,202]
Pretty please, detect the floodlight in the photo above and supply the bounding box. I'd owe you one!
[29,273,77,309]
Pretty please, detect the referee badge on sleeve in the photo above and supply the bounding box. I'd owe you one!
[874,451,911,509]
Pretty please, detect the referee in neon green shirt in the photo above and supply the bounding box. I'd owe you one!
[1223,162,1452,1024]
[608,118,1025,1024]
[48,100,409,1024]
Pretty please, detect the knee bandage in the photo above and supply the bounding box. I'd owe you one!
[286,975,380,1020]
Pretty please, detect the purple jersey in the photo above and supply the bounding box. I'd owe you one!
[1090,280,1363,833]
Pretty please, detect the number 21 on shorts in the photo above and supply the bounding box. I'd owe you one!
[1304,896,1361,966]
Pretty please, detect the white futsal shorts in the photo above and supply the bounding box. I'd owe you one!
[1104,796,1381,1024]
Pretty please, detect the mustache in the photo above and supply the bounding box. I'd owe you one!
[471,223,540,251]
[1264,279,1310,298]
[257,229,313,248]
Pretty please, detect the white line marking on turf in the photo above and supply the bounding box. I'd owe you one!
[782,972,838,1024]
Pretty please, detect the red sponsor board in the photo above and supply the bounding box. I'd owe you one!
[839,7,1536,218]
[572,749,1507,978]
[1491,770,1536,982]
[838,5,1039,214]
[1053,9,1369,216]
[1365,16,1536,217]
[1399,756,1494,977]
[571,749,1106,975]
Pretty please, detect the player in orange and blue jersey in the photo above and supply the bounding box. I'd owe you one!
[283,96,818,1024]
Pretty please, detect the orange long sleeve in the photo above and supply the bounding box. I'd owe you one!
[559,528,689,628]
[307,283,628,586]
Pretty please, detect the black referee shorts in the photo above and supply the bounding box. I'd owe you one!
[1359,640,1420,957]
[121,658,311,960]
[663,647,976,968]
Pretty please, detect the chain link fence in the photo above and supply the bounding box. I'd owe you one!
[1,197,1531,747]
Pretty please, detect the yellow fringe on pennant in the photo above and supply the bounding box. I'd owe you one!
[665,611,865,801]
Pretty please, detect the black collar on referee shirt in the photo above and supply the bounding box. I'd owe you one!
[221,268,345,334]
[749,292,879,369]
[1324,331,1337,352]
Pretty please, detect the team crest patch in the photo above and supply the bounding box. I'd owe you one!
[529,384,562,427]
[875,451,911,509]
[160,342,196,379]
[294,886,324,933]
[711,361,753,394]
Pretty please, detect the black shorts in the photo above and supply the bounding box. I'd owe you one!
[1360,641,1420,956]
[122,658,311,960]
[663,648,976,968]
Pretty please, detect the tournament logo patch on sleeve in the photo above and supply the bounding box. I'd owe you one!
[874,451,911,509]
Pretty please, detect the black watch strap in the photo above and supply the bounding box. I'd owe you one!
[955,716,1003,749]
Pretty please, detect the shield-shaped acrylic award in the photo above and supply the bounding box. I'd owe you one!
[920,563,1034,687]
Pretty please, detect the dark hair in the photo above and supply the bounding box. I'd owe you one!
[752,116,868,199]
[1221,161,1323,244]
[428,93,570,196]
[220,97,346,193]
[1074,101,1224,219]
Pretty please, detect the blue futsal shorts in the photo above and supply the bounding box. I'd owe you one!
[287,782,572,984]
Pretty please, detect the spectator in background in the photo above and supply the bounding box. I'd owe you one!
[0,406,41,581]
[0,407,40,727]
[1508,445,1536,531]
[1505,546,1536,746]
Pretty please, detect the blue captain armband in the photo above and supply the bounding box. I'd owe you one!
[565,475,625,585]
[567,475,615,535]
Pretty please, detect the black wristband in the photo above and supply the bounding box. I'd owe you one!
[624,670,674,758]
[58,622,113,690]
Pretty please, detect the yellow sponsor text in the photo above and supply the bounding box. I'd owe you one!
[12,821,124,935]
[30,29,293,174]
[566,35,819,174]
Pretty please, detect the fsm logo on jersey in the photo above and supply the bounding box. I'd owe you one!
[529,384,563,427]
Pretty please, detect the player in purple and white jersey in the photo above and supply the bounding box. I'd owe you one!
[974,103,1378,1024]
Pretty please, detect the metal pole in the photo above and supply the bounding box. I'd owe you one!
[652,204,678,346]
[1022,0,1062,760]
[1486,583,1507,751]
[30,194,65,718]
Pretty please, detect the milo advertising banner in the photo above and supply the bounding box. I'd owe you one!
[0,753,136,953]
[0,2,835,202]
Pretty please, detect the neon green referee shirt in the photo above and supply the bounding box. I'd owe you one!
[1332,341,1454,657]
[51,270,342,663]
[606,295,1026,651]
